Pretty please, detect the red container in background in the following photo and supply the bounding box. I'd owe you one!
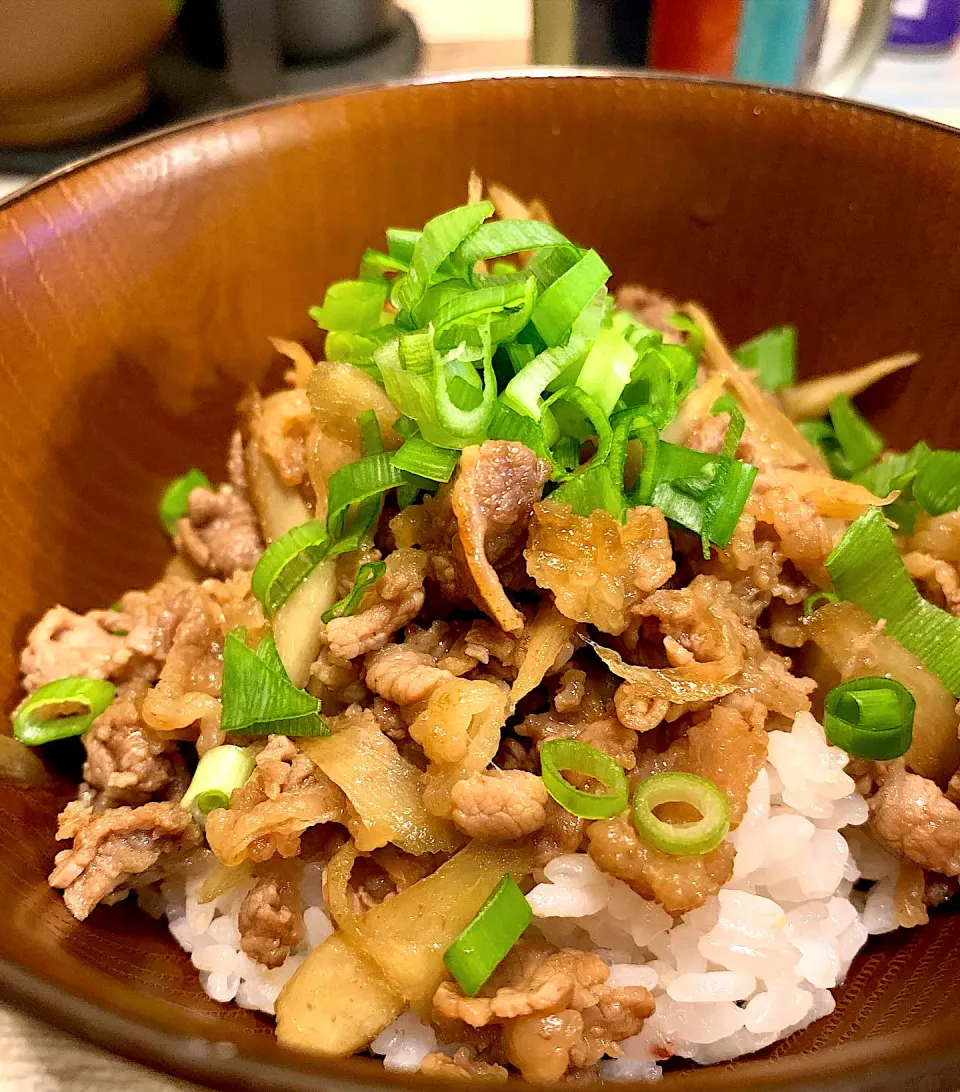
[648,0,743,76]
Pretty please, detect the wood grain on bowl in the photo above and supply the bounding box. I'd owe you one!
[2,73,960,1091]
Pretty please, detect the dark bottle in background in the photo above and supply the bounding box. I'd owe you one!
[532,0,654,66]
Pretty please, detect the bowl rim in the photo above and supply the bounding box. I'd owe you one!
[3,67,960,1091]
[2,64,960,214]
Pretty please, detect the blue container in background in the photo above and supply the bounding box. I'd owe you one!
[734,0,816,85]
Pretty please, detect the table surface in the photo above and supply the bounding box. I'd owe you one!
[2,4,960,1089]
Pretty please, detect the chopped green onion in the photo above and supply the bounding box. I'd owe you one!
[522,244,582,293]
[321,561,386,624]
[803,591,840,615]
[828,394,884,478]
[411,279,473,330]
[551,434,581,476]
[391,434,459,483]
[405,328,456,377]
[711,395,745,460]
[251,520,330,617]
[254,631,288,677]
[632,772,730,856]
[393,415,419,440]
[180,745,255,816]
[431,280,532,346]
[501,336,589,421]
[386,228,421,264]
[852,441,931,534]
[734,325,797,391]
[158,468,210,536]
[454,219,568,267]
[543,386,612,472]
[309,280,388,333]
[531,249,611,347]
[395,201,494,319]
[854,442,930,498]
[12,677,116,745]
[649,443,757,551]
[377,341,470,450]
[914,450,960,516]
[620,339,697,429]
[796,419,834,448]
[504,341,539,376]
[443,874,532,996]
[433,327,497,441]
[487,276,539,347]
[823,676,914,760]
[359,248,408,280]
[324,331,380,374]
[797,418,847,476]
[486,401,551,460]
[539,739,629,819]
[666,312,705,359]
[324,413,399,552]
[357,408,384,456]
[575,327,638,416]
[611,408,659,505]
[221,629,328,736]
[550,463,626,522]
[326,453,405,539]
[827,507,960,696]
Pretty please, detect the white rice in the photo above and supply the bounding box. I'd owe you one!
[156,710,900,1078]
[527,712,890,1081]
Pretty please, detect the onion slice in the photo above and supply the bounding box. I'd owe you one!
[781,352,918,421]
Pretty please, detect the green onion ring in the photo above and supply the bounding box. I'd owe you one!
[631,772,730,856]
[539,739,629,820]
[823,676,914,760]
[180,744,255,817]
[13,677,116,746]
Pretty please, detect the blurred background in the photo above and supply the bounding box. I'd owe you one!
[1,0,958,193]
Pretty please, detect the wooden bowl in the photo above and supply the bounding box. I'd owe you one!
[2,72,960,1091]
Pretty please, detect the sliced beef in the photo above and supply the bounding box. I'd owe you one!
[21,606,132,692]
[82,680,187,806]
[451,441,550,633]
[175,485,263,577]
[638,574,815,720]
[588,812,736,916]
[868,762,960,875]
[49,800,201,920]
[433,938,654,1084]
[238,870,304,968]
[204,735,347,867]
[324,548,427,660]
[450,770,548,841]
[364,644,453,705]
[420,1047,508,1082]
[525,502,675,636]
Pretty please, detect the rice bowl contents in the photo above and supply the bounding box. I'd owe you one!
[9,179,960,1082]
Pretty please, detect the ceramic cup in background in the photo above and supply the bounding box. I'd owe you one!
[648,0,895,95]
[0,0,176,147]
